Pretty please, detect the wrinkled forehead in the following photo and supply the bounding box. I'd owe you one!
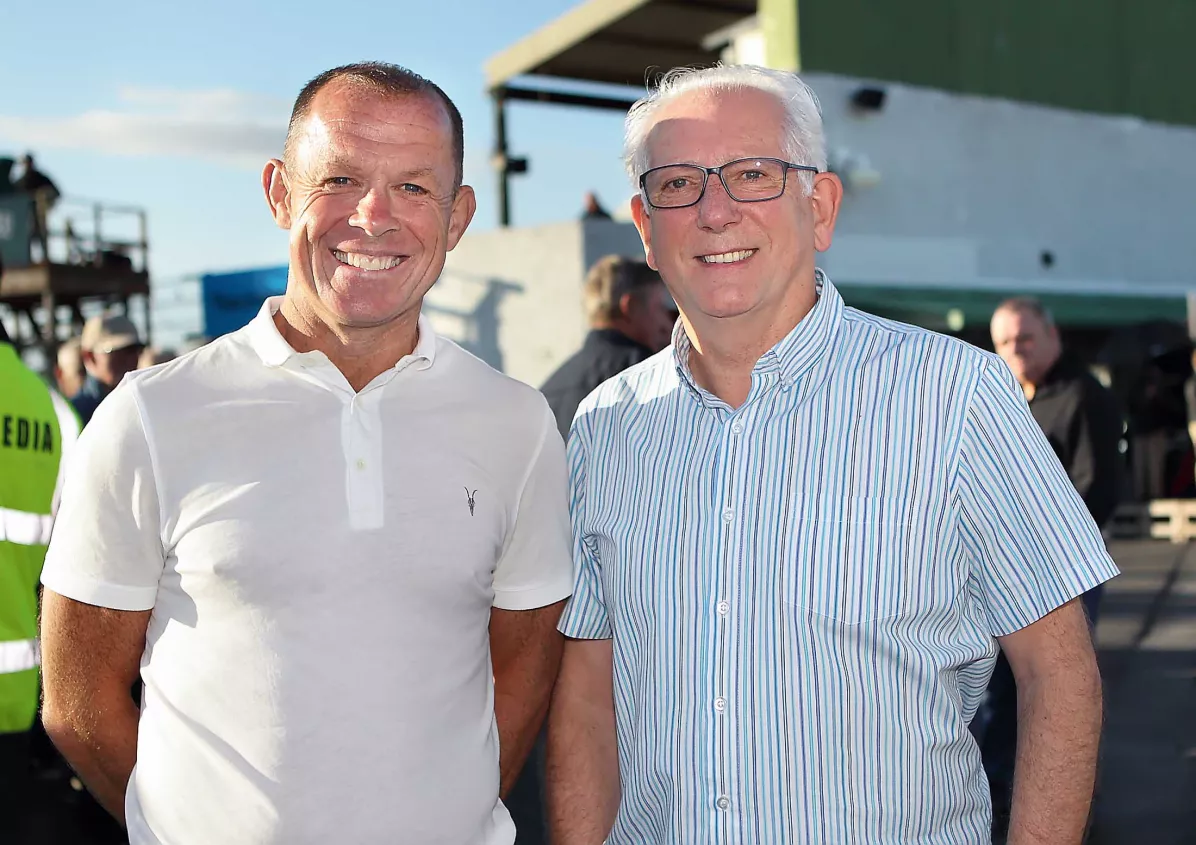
[293,86,452,162]
[642,88,787,168]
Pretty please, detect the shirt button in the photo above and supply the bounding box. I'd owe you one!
[716,600,729,616]
[716,796,730,811]
[722,509,734,523]
[731,422,743,435]
[714,697,726,713]
[355,459,366,470]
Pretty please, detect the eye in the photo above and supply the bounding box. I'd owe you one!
[400,183,430,196]
[664,176,693,191]
[324,176,354,188]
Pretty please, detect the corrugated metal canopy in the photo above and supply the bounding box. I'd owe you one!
[485,0,757,91]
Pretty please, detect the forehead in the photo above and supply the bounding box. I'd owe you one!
[642,86,787,168]
[992,307,1048,337]
[293,82,453,165]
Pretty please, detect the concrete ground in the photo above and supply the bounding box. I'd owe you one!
[1090,540,1196,845]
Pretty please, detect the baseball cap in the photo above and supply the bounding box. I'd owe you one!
[81,313,142,354]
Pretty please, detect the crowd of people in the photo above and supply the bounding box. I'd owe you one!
[0,58,1179,845]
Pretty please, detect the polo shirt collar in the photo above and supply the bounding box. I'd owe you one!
[246,296,438,373]
[672,268,844,393]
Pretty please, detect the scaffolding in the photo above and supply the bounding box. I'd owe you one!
[0,193,151,368]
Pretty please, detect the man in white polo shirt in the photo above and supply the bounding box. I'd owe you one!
[38,62,573,845]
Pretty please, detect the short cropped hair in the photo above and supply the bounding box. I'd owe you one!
[284,61,464,190]
[994,296,1055,327]
[583,256,662,324]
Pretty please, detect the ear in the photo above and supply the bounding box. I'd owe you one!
[809,171,844,253]
[446,185,478,251]
[262,159,293,229]
[630,194,657,270]
[617,291,637,321]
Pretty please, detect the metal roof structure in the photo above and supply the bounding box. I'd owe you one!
[485,0,755,92]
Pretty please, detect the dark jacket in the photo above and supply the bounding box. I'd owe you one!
[541,329,655,440]
[70,374,111,426]
[1029,352,1124,528]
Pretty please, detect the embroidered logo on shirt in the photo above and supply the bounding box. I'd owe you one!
[465,487,477,516]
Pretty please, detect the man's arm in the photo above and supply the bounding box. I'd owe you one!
[40,590,150,824]
[490,600,566,798]
[546,637,619,845]
[997,598,1102,845]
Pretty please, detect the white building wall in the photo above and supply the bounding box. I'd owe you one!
[429,218,646,387]
[805,72,1196,300]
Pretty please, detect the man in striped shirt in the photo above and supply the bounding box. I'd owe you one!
[546,65,1117,845]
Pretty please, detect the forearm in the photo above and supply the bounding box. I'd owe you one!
[1007,667,1103,844]
[493,671,553,798]
[545,676,620,843]
[44,696,140,823]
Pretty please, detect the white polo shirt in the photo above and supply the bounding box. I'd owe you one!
[42,298,574,845]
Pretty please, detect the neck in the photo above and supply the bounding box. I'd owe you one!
[683,281,818,409]
[276,297,420,393]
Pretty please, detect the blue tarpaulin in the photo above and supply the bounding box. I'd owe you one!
[201,266,288,338]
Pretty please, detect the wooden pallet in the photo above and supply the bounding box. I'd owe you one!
[1109,500,1196,544]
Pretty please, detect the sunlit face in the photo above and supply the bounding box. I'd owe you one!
[990,307,1061,387]
[630,87,839,329]
[265,82,475,330]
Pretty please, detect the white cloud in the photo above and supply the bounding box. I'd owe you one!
[0,87,289,169]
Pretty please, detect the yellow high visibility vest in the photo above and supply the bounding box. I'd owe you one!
[0,341,80,733]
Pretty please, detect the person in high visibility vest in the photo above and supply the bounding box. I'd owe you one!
[0,319,80,827]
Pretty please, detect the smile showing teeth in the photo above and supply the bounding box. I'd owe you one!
[333,250,404,271]
[699,249,756,264]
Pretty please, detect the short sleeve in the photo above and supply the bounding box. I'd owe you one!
[491,403,574,611]
[556,418,612,640]
[41,381,165,611]
[955,358,1119,637]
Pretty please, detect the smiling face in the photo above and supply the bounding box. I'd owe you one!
[630,86,840,336]
[263,81,475,332]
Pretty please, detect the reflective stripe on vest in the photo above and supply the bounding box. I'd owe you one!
[0,505,54,546]
[0,638,40,674]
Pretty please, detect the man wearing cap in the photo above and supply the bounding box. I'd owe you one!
[72,313,143,425]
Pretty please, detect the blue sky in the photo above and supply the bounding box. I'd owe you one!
[0,0,638,281]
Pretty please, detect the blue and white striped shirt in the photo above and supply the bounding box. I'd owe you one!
[558,272,1118,844]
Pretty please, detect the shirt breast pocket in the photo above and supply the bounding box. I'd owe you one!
[785,496,917,625]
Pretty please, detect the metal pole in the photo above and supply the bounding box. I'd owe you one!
[93,202,103,265]
[493,92,511,227]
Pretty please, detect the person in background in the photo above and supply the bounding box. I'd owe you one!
[546,64,1114,845]
[989,297,1123,617]
[72,313,143,425]
[14,154,60,263]
[581,191,612,220]
[0,317,80,839]
[985,296,1124,839]
[540,255,676,439]
[55,337,86,400]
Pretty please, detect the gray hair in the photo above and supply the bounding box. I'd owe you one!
[994,296,1056,327]
[623,64,827,202]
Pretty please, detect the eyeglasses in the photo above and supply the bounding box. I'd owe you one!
[639,157,819,209]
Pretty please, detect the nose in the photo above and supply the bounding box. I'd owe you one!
[348,187,400,237]
[695,172,741,232]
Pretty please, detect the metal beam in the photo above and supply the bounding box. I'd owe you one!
[498,86,640,112]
